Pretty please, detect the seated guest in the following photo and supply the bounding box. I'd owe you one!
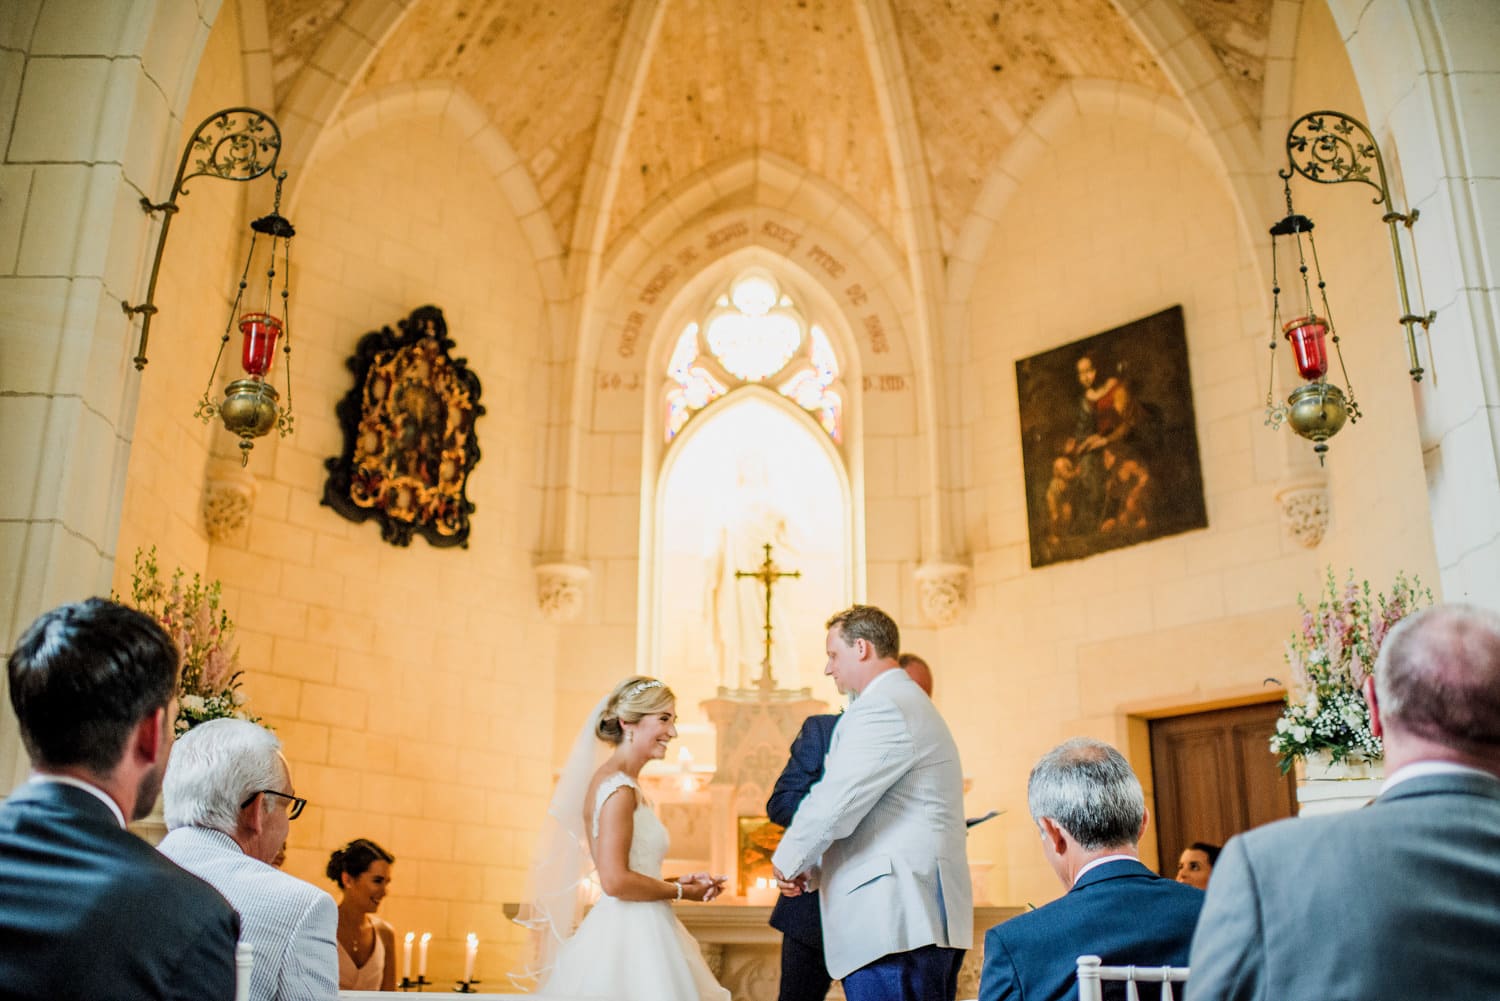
[159,719,338,1001]
[328,838,398,990]
[979,738,1203,1001]
[1191,604,1500,999]
[1174,840,1220,890]
[0,598,238,1000]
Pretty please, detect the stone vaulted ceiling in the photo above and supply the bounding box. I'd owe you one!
[606,0,901,254]
[266,0,1274,261]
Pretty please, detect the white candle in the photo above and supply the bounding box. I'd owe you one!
[402,932,413,982]
[418,932,431,977]
[464,933,479,983]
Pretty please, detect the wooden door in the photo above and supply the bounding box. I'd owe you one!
[1148,701,1296,877]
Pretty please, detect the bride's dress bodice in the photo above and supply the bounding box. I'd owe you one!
[591,773,668,883]
[546,770,729,1000]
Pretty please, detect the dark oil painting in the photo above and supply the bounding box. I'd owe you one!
[1015,305,1207,568]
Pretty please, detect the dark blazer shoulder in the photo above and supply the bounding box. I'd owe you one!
[799,712,839,743]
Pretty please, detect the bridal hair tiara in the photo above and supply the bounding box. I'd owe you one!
[624,679,663,699]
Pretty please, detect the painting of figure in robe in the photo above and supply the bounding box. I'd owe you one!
[1015,305,1207,567]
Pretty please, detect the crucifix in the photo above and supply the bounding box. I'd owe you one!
[736,541,801,691]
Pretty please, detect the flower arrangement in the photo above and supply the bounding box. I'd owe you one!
[121,547,258,736]
[1269,567,1431,773]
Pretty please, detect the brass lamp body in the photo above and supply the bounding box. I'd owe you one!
[219,380,281,450]
[1285,382,1348,457]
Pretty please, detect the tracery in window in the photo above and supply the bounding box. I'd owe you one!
[664,270,846,443]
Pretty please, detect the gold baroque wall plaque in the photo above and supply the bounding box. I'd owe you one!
[322,305,484,548]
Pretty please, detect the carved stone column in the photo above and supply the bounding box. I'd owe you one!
[535,562,591,623]
[1275,482,1330,549]
[914,562,970,627]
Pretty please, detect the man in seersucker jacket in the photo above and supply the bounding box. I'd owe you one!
[772,604,972,1001]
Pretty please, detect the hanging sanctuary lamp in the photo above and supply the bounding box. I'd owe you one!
[122,107,297,464]
[1261,110,1435,463]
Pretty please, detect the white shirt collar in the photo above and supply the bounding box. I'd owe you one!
[30,774,127,828]
[1073,853,1138,886]
[1383,760,1496,793]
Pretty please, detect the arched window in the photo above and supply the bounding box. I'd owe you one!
[663,268,845,443]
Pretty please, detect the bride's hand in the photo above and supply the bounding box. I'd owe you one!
[675,877,714,902]
[705,874,727,901]
[676,873,726,902]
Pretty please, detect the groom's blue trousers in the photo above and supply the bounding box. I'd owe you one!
[841,944,965,1001]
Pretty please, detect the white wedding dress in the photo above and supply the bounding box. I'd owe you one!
[541,773,729,1001]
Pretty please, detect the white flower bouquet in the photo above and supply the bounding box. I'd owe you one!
[1269,568,1430,773]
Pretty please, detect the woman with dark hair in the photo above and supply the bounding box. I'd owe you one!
[327,838,396,990]
[1175,841,1222,890]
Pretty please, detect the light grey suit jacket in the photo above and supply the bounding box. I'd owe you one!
[1189,770,1500,1000]
[771,669,973,979]
[158,827,339,1001]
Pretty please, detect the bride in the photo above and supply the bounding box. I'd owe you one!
[516,676,730,1000]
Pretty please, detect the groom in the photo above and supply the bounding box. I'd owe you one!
[772,605,972,1001]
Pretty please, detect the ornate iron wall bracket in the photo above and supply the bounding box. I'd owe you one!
[121,107,284,370]
[1283,110,1436,380]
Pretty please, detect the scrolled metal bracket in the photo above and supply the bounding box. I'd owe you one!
[1283,110,1436,381]
[121,107,284,371]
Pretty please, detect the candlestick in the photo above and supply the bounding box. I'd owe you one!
[463,932,478,983]
[402,932,413,983]
[418,932,431,977]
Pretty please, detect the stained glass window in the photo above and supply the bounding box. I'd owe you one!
[663,270,846,443]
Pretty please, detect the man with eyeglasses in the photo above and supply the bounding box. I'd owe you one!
[0,599,239,1000]
[159,718,339,1001]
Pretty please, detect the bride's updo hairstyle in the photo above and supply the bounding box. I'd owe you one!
[597,675,675,745]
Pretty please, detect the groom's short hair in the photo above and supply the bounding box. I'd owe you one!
[827,605,900,660]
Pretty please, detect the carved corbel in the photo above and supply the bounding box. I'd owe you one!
[202,461,258,543]
[535,562,591,623]
[914,562,970,627]
[1276,482,1330,548]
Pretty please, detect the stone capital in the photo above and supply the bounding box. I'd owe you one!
[535,562,591,623]
[1275,481,1330,549]
[913,562,969,627]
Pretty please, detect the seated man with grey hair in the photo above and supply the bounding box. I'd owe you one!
[978,738,1204,1001]
[158,719,338,1001]
[1190,604,1500,999]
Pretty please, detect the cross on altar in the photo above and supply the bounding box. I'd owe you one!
[735,542,801,691]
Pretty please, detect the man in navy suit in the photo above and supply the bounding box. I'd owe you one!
[979,738,1203,1001]
[768,710,840,1001]
[766,650,939,1001]
[0,598,240,1000]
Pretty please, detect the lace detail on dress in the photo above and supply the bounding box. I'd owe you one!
[590,772,670,882]
[591,773,638,842]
